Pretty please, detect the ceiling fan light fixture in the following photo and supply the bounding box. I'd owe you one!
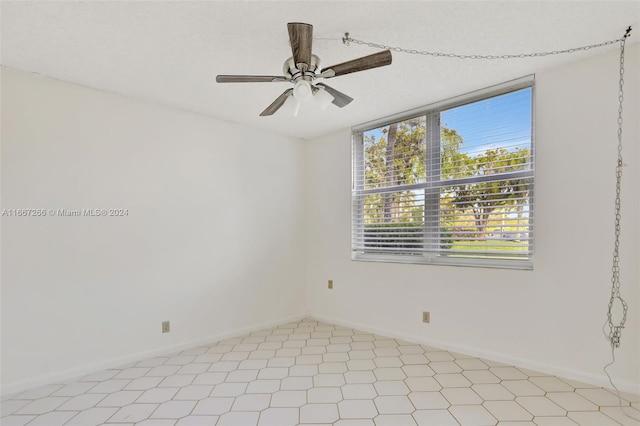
[314,86,334,110]
[281,95,301,117]
[292,98,301,117]
[293,80,312,102]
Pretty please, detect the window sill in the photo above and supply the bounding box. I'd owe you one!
[351,252,533,270]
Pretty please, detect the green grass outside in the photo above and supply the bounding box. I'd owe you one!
[450,239,528,253]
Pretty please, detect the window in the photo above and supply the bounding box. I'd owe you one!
[352,77,534,269]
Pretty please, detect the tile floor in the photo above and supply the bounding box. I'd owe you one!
[2,318,639,426]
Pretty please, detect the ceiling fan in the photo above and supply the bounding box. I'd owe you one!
[216,22,392,116]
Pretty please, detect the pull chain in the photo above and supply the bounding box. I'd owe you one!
[342,33,626,60]
[606,26,631,349]
[602,27,638,423]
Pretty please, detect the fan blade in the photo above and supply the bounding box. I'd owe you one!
[260,88,294,116]
[322,50,392,78]
[216,75,290,83]
[316,83,353,108]
[287,22,313,69]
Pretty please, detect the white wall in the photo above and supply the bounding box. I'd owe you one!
[1,67,307,394]
[2,44,639,397]
[304,45,640,394]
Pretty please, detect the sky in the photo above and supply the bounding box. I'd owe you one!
[363,87,533,156]
[440,87,532,155]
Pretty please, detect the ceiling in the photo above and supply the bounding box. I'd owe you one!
[2,1,638,140]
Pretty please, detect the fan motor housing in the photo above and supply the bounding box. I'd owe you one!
[284,55,320,82]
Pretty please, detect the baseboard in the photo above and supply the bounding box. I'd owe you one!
[1,313,308,398]
[310,313,640,396]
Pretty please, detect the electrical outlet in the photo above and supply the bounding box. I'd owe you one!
[328,280,333,289]
[422,311,430,323]
[162,321,170,333]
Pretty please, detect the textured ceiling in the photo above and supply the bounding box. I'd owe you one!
[2,1,639,140]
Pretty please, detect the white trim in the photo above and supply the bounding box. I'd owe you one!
[309,313,639,396]
[351,252,533,270]
[0,313,308,398]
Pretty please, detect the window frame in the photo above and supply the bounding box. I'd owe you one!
[351,75,535,270]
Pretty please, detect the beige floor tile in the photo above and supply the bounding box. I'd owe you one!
[280,376,313,390]
[449,404,498,426]
[374,413,417,425]
[270,390,306,407]
[341,384,377,400]
[15,397,70,415]
[307,387,342,403]
[567,410,624,425]
[425,351,455,362]
[150,400,196,418]
[529,376,574,392]
[136,419,175,426]
[408,391,450,409]
[225,370,258,382]
[300,403,339,423]
[0,415,37,425]
[7,319,640,426]
[374,380,410,396]
[463,370,501,384]
[442,387,484,405]
[172,385,213,400]
[577,388,631,407]
[217,411,260,426]
[66,407,117,425]
[515,396,566,416]
[338,399,378,418]
[1,400,31,416]
[404,376,442,392]
[532,416,578,426]
[244,380,280,394]
[373,395,414,414]
[483,400,533,421]
[211,383,247,397]
[599,406,640,426]
[26,411,77,426]
[346,360,376,371]
[373,357,403,368]
[257,407,298,426]
[430,361,463,373]
[345,371,377,384]
[373,368,407,381]
[412,409,459,425]
[434,373,472,388]
[56,393,108,410]
[472,384,515,401]
[319,362,348,373]
[456,358,490,370]
[176,415,220,426]
[108,403,159,422]
[97,391,142,407]
[401,365,435,377]
[546,391,599,411]
[490,366,528,380]
[501,380,545,396]
[313,373,345,387]
[191,397,233,415]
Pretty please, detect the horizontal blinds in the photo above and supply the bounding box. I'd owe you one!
[352,86,533,263]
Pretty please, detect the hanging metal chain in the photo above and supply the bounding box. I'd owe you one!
[342,33,625,60]
[606,27,632,348]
